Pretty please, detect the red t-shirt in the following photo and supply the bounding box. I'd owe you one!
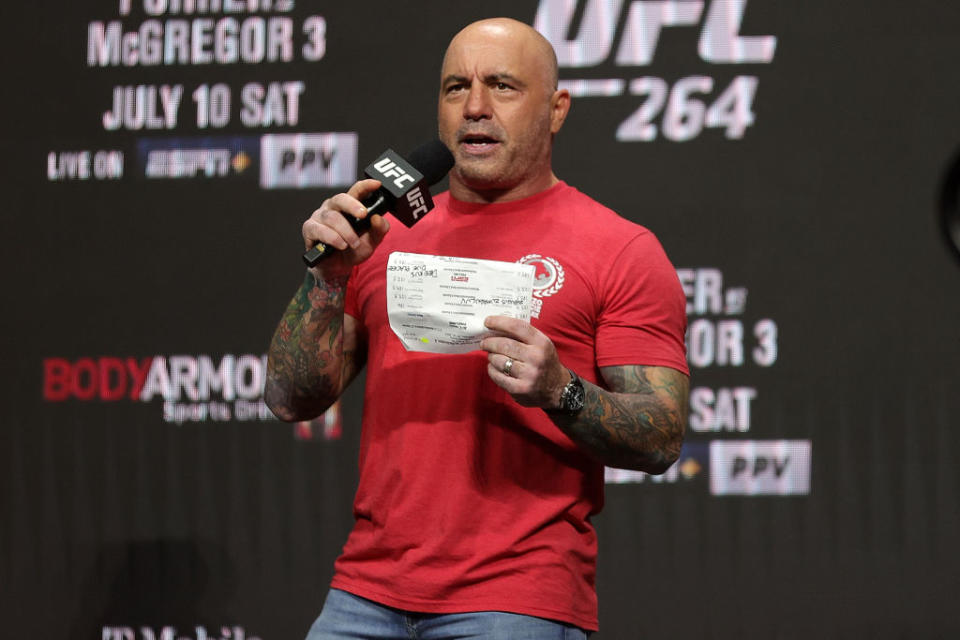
[335,182,687,631]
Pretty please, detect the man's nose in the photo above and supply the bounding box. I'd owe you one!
[463,84,491,120]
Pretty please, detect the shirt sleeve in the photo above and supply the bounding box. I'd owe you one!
[595,230,689,374]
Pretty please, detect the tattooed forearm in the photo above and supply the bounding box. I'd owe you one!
[550,365,688,473]
[264,270,361,422]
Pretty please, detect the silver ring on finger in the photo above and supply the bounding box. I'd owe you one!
[502,357,514,377]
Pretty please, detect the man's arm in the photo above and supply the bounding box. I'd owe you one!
[481,316,688,473]
[552,364,688,473]
[264,272,363,422]
[264,178,389,422]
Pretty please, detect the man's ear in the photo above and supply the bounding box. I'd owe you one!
[550,89,571,134]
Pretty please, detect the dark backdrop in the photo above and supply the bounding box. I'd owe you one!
[3,1,959,638]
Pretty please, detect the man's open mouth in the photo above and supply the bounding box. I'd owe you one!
[460,133,501,152]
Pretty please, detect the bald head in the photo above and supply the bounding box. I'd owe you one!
[442,18,559,92]
[437,17,570,202]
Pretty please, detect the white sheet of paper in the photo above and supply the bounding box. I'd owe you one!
[386,252,535,354]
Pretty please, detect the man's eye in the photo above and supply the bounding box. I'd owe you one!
[496,82,511,90]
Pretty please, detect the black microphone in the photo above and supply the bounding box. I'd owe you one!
[302,139,455,267]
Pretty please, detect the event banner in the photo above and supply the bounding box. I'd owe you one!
[3,1,959,637]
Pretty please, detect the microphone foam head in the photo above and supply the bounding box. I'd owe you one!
[407,139,455,186]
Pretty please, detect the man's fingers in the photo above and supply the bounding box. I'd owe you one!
[299,179,389,277]
[488,352,521,376]
[482,316,566,409]
[304,192,371,251]
[302,179,383,251]
[481,336,528,362]
[487,361,522,387]
[302,216,340,251]
[366,214,391,249]
[347,178,382,201]
[319,205,365,249]
[486,362,538,406]
[303,209,355,251]
[327,192,370,223]
[484,315,538,343]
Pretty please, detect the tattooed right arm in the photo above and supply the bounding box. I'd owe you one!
[265,178,388,421]
[264,270,365,422]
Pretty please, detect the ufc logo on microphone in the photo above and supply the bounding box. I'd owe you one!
[373,158,415,188]
[406,186,428,219]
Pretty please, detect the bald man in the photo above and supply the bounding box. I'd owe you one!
[266,18,689,639]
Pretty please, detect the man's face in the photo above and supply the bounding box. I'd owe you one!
[438,23,565,201]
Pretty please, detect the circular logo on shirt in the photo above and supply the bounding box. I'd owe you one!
[518,254,565,297]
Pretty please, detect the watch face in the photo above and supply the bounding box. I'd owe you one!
[569,383,585,410]
[562,377,585,411]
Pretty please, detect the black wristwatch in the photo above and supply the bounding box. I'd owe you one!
[549,369,585,414]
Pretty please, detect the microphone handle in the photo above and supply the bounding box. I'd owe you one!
[302,192,388,267]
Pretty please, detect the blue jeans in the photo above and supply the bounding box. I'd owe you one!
[305,588,590,639]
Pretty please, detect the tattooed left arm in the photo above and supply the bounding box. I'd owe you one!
[552,365,689,473]
[481,315,688,474]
